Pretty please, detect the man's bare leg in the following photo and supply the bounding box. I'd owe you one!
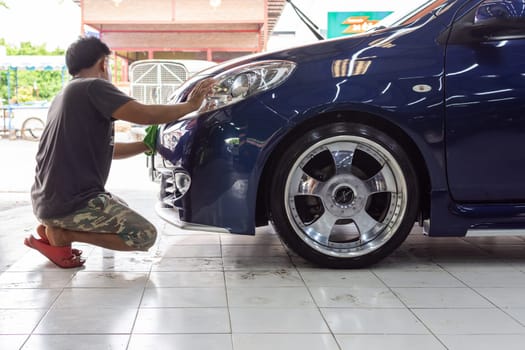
[44,225,137,251]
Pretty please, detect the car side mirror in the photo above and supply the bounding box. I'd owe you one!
[446,17,525,44]
[444,0,525,45]
[474,0,525,24]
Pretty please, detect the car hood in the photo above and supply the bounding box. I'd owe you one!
[169,32,376,102]
[201,35,371,74]
[171,22,437,104]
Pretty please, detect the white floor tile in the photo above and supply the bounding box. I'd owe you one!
[227,287,315,308]
[0,309,46,334]
[222,257,293,270]
[0,288,61,309]
[504,260,525,272]
[35,307,137,334]
[477,245,525,259]
[5,251,66,272]
[413,308,525,334]
[374,269,464,288]
[439,334,525,350]
[22,334,129,350]
[446,269,525,287]
[404,244,490,260]
[128,334,232,350]
[371,256,442,271]
[439,261,522,272]
[299,269,386,287]
[53,287,143,309]
[502,308,525,326]
[310,287,404,308]
[152,257,223,271]
[0,271,75,289]
[158,244,221,258]
[230,308,329,333]
[336,334,446,350]
[158,233,221,245]
[463,236,525,245]
[220,233,282,245]
[225,269,304,287]
[221,245,288,257]
[134,308,230,333]
[475,288,525,308]
[147,271,225,288]
[233,334,339,350]
[79,254,155,272]
[75,247,155,259]
[321,308,429,334]
[141,287,227,307]
[0,335,27,350]
[392,287,493,308]
[67,271,148,288]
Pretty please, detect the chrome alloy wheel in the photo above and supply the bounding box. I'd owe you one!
[284,135,408,258]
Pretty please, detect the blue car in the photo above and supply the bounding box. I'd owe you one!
[152,0,525,268]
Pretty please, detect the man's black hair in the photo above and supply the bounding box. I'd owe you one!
[65,36,111,76]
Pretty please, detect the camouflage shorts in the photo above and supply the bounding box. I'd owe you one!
[41,193,157,250]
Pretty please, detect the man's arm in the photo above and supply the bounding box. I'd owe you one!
[112,78,215,125]
[113,141,149,159]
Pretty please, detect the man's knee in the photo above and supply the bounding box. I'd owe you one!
[124,223,158,251]
[141,225,158,250]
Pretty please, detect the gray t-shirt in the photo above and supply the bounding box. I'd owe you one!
[31,78,134,219]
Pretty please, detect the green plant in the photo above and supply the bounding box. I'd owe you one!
[0,39,66,103]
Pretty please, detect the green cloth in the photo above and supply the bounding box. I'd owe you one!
[143,125,159,156]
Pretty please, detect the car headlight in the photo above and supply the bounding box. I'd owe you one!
[161,124,183,151]
[201,60,296,112]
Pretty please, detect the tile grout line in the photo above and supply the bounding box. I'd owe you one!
[125,229,159,350]
[292,259,343,350]
[369,268,451,350]
[219,232,235,350]
[21,267,80,348]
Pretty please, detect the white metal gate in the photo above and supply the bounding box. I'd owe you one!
[129,60,189,104]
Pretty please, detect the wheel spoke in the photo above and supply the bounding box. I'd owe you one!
[304,210,339,245]
[326,142,357,174]
[289,168,323,196]
[352,209,383,242]
[364,165,397,194]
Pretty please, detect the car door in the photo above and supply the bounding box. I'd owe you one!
[445,0,525,202]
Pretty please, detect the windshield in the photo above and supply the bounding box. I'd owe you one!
[374,0,451,29]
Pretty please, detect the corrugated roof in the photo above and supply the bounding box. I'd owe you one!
[0,56,66,71]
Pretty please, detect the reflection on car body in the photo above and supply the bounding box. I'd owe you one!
[152,0,525,268]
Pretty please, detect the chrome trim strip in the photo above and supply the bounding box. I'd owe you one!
[466,229,525,237]
[155,202,230,233]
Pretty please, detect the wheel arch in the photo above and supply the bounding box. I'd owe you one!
[254,110,431,227]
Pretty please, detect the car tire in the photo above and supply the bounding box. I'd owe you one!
[269,121,419,268]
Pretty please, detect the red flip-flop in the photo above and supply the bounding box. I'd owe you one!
[36,225,83,256]
[24,235,85,268]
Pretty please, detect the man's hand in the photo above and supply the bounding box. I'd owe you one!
[187,78,216,111]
